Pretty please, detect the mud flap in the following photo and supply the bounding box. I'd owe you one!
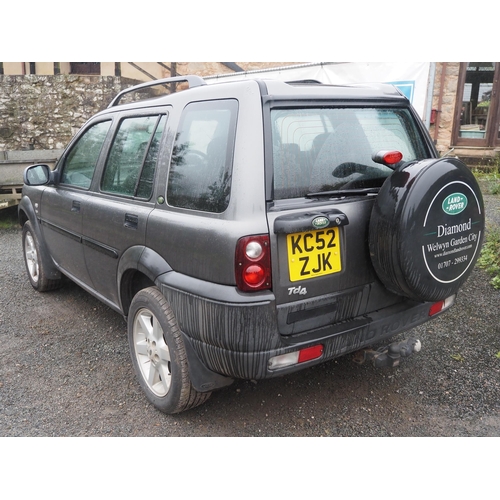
[181,331,234,393]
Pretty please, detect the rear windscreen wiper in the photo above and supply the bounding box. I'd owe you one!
[306,187,380,199]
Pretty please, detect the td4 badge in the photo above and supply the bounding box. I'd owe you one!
[288,285,308,296]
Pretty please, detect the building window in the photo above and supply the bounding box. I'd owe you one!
[70,62,101,75]
[453,63,500,147]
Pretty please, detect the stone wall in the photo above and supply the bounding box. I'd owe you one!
[0,75,129,151]
[0,67,295,153]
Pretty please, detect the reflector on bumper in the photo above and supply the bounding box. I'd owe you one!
[429,295,455,316]
[268,345,324,370]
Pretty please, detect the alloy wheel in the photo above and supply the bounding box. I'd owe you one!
[24,232,39,284]
[132,308,172,397]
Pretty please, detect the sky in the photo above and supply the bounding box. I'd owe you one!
[4,3,497,63]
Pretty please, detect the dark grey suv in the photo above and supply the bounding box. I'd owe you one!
[19,76,485,414]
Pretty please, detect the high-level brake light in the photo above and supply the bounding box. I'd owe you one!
[372,150,403,168]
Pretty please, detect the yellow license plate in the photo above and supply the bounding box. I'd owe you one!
[287,227,342,282]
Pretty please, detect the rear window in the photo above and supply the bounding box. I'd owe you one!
[271,107,428,199]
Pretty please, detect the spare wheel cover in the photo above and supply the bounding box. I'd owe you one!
[369,157,485,302]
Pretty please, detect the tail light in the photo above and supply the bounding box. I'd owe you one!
[235,234,272,292]
[268,344,324,370]
[429,295,455,316]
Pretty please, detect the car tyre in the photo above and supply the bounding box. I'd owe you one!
[22,221,62,292]
[128,286,211,414]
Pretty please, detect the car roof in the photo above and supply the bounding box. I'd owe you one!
[95,76,409,118]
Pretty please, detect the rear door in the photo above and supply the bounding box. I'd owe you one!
[266,104,432,336]
[81,111,168,307]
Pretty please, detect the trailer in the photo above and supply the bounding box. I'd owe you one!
[0,150,62,210]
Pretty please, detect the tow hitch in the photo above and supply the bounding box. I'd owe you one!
[353,338,421,368]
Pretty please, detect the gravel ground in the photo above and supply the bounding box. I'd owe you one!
[0,196,499,438]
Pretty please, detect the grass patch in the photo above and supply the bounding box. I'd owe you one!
[477,228,500,289]
[471,157,500,195]
[0,206,19,230]
[472,169,500,195]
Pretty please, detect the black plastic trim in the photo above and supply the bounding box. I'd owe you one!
[274,209,349,234]
[158,270,274,305]
[40,219,81,243]
[82,237,119,259]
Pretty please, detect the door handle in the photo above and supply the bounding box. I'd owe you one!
[71,200,81,213]
[124,213,139,229]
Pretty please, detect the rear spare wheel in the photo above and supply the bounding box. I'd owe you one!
[369,157,484,302]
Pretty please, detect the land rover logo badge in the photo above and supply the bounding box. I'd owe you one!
[442,193,467,215]
[312,216,329,229]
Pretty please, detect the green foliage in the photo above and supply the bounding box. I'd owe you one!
[472,165,500,195]
[477,229,500,289]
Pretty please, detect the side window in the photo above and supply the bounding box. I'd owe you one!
[101,115,166,199]
[61,120,111,189]
[167,99,238,212]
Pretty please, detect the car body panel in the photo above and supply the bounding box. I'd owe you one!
[40,187,92,285]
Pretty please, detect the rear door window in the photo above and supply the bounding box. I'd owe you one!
[167,99,238,212]
[271,107,428,199]
[101,114,166,199]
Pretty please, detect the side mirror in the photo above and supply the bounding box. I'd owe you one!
[23,164,53,186]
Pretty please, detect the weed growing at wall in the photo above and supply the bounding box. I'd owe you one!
[477,228,500,289]
[472,164,500,195]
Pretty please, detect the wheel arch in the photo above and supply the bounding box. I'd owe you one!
[18,204,29,227]
[18,195,61,281]
[18,195,37,228]
[118,246,173,315]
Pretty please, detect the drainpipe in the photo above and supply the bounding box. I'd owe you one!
[433,62,447,145]
[424,62,436,129]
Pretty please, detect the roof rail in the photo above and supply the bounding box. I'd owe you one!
[108,75,207,108]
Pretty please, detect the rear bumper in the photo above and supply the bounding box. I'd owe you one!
[159,274,450,383]
[183,299,446,381]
